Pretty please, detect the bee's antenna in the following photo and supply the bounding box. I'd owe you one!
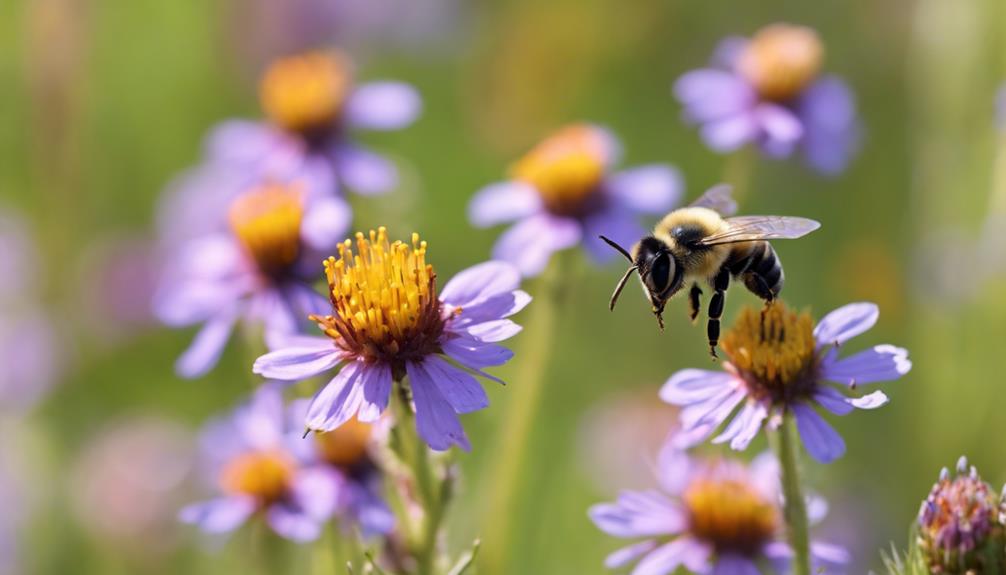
[609,265,638,311]
[599,235,633,263]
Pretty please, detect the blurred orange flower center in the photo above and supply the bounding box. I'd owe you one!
[311,227,446,363]
[737,24,823,101]
[260,50,353,134]
[220,450,296,503]
[228,183,305,276]
[721,303,817,399]
[315,417,373,467]
[510,124,609,217]
[684,476,779,554]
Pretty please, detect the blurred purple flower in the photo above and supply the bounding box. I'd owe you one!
[180,385,342,542]
[254,228,529,451]
[154,181,349,378]
[70,416,195,556]
[661,302,911,464]
[468,123,682,277]
[589,447,848,574]
[0,313,61,414]
[674,24,860,175]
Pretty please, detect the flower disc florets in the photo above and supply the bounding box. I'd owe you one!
[219,450,296,505]
[684,472,780,555]
[737,24,824,102]
[311,228,447,369]
[721,303,819,403]
[259,50,353,136]
[228,183,306,278]
[917,457,1006,574]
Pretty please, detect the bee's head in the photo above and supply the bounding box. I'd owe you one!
[599,235,682,330]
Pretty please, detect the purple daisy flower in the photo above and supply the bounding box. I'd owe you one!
[154,181,350,378]
[253,227,529,451]
[180,385,343,542]
[661,302,911,464]
[468,123,682,277]
[590,447,849,574]
[674,24,861,175]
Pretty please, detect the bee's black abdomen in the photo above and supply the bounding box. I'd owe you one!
[730,242,784,302]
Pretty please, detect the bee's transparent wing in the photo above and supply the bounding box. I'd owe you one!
[697,216,821,246]
[689,184,738,216]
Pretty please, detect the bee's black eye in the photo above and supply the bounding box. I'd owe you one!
[648,252,672,293]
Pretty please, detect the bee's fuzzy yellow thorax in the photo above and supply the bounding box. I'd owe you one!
[220,450,296,503]
[228,183,305,276]
[260,50,353,134]
[315,417,373,468]
[510,124,612,217]
[737,24,823,102]
[684,473,779,554]
[721,303,817,398]
[654,207,725,242]
[312,228,445,362]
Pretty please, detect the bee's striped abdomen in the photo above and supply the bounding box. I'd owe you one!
[728,241,784,301]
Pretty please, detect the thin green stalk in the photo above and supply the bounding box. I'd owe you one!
[480,254,568,575]
[723,146,755,202]
[772,413,812,575]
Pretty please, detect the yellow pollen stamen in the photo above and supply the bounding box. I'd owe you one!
[720,303,817,397]
[684,475,779,554]
[510,124,610,217]
[260,50,353,134]
[315,417,373,467]
[311,227,444,362]
[220,450,296,504]
[737,24,823,101]
[228,183,305,276]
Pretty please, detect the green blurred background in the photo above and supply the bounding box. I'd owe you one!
[3,0,1006,573]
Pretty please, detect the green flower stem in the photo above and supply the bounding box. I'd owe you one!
[480,254,569,575]
[772,413,812,575]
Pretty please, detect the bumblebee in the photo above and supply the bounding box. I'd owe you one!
[601,185,820,357]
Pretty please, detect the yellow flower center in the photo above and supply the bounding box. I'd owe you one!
[228,183,305,277]
[311,227,446,363]
[259,50,353,134]
[315,417,373,468]
[220,450,296,504]
[737,24,823,102]
[510,124,609,217]
[720,303,817,401]
[684,475,779,555]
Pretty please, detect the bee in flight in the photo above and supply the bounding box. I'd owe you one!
[600,185,820,358]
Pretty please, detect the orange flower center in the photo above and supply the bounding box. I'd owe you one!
[509,124,610,217]
[260,50,353,134]
[737,24,823,101]
[220,450,296,504]
[315,417,373,468]
[228,183,305,277]
[684,476,779,555]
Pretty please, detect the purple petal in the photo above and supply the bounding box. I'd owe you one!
[849,390,889,409]
[205,120,292,165]
[175,308,239,378]
[235,384,287,449]
[356,362,393,423]
[631,537,711,575]
[659,369,735,405]
[288,466,343,521]
[305,361,367,431]
[441,335,514,369]
[655,445,693,495]
[811,541,852,566]
[581,207,648,263]
[491,213,582,277]
[713,554,761,575]
[755,103,803,146]
[812,386,855,416]
[468,181,543,228]
[711,37,749,69]
[821,344,911,386]
[439,261,521,308]
[266,502,322,542]
[792,404,846,463]
[588,491,685,538]
[332,144,397,195]
[603,165,683,215]
[406,361,471,451]
[300,196,351,252]
[713,400,767,450]
[449,290,531,328]
[674,69,755,122]
[253,341,344,381]
[674,387,747,448]
[179,496,255,534]
[464,319,522,342]
[411,355,488,414]
[813,302,879,348]
[701,112,759,152]
[799,76,860,176]
[344,82,421,131]
[605,540,659,569]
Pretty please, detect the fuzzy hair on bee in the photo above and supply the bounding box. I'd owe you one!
[600,184,820,358]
